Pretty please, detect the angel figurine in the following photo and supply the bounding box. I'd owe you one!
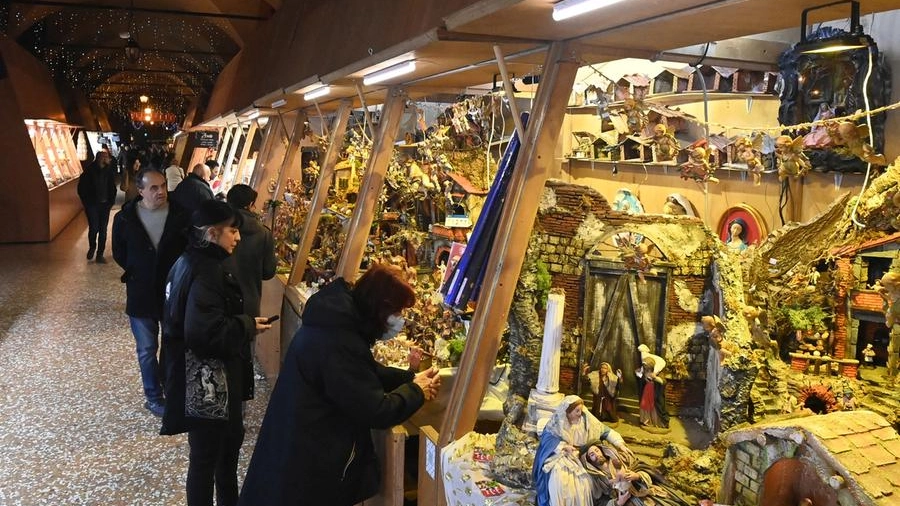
[829,120,887,166]
[734,134,765,185]
[679,146,718,183]
[774,135,812,181]
[650,124,679,162]
[622,98,647,135]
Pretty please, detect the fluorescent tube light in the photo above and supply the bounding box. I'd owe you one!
[303,85,331,101]
[552,0,626,21]
[362,60,416,86]
[247,109,261,120]
[271,98,287,108]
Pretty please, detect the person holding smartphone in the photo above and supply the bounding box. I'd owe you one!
[238,263,440,506]
[160,200,272,506]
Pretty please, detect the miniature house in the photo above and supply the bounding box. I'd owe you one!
[734,70,779,94]
[722,411,900,506]
[614,73,651,101]
[651,67,694,95]
[831,232,900,375]
[690,66,739,93]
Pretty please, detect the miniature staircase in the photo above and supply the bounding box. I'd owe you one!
[858,381,900,424]
[750,361,789,419]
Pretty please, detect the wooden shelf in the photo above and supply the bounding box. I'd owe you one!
[568,92,779,113]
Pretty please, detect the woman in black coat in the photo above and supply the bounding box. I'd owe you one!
[238,264,440,506]
[160,200,272,506]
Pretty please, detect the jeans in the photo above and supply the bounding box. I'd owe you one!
[129,316,164,404]
[187,425,245,506]
[84,203,113,255]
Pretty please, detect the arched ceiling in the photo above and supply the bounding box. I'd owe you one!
[0,0,275,124]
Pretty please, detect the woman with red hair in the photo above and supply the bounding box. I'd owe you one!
[238,263,440,506]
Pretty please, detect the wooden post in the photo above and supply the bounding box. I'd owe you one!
[222,122,245,186]
[438,41,580,444]
[364,426,408,506]
[417,425,445,506]
[288,101,352,285]
[248,114,279,190]
[232,118,259,186]
[336,87,407,281]
[216,124,234,167]
[273,110,309,203]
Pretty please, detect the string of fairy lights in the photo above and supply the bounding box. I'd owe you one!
[7,4,239,126]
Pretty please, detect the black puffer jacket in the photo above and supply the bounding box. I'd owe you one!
[159,243,256,435]
[111,199,189,318]
[238,279,425,506]
[170,173,214,214]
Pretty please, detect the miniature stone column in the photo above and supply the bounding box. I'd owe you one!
[537,291,564,392]
[524,290,566,434]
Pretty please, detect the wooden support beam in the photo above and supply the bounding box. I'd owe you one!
[216,125,234,167]
[438,41,580,444]
[289,100,352,286]
[336,87,407,281]
[272,110,308,203]
[232,119,258,186]
[222,123,245,184]
[248,115,279,191]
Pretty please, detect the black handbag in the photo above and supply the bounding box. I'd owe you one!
[184,349,228,420]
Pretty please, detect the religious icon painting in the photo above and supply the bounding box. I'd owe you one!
[717,204,767,252]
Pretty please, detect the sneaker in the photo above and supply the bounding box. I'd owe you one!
[144,400,165,418]
[95,255,107,264]
[86,247,96,260]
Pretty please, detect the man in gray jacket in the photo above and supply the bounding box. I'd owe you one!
[224,184,276,317]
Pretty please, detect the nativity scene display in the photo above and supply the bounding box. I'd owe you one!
[270,38,900,506]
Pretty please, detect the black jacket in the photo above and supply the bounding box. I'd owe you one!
[238,279,425,506]
[111,199,189,318]
[77,159,117,206]
[171,173,214,214]
[160,243,256,435]
[222,208,276,317]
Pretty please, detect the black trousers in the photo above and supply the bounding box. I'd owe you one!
[187,424,245,506]
[84,203,113,255]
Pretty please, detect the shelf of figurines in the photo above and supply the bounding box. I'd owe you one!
[566,157,778,181]
[568,92,779,114]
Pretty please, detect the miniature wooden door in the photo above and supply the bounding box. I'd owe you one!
[581,260,668,400]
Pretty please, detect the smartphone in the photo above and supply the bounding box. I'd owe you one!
[263,315,280,324]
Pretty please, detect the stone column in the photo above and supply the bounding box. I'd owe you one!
[536,291,564,393]
[524,290,566,434]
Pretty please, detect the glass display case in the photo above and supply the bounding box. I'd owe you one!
[25,119,82,188]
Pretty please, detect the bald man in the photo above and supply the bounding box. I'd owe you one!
[170,163,214,213]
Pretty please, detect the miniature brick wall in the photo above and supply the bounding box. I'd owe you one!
[531,180,716,400]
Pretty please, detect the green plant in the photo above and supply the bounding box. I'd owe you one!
[535,259,552,309]
[447,338,466,367]
[780,305,830,332]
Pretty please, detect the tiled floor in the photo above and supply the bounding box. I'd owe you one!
[0,208,271,505]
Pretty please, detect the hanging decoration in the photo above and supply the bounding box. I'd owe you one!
[774,135,812,181]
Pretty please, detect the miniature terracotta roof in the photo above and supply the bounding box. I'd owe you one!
[831,232,900,257]
[728,410,900,505]
[654,67,694,79]
[618,74,651,86]
[445,171,488,195]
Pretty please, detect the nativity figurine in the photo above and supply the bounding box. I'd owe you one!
[650,124,680,162]
[580,443,693,506]
[874,271,900,328]
[679,146,718,183]
[724,218,749,253]
[733,134,765,185]
[774,135,812,181]
[635,353,669,429]
[828,120,887,166]
[700,315,726,433]
[533,395,634,506]
[583,362,622,423]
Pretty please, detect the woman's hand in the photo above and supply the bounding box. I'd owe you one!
[617,444,635,462]
[414,366,441,400]
[253,317,273,334]
[407,346,424,372]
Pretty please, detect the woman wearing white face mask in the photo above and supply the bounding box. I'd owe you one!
[238,263,440,506]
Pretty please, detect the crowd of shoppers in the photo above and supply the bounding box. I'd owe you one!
[86,144,439,506]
